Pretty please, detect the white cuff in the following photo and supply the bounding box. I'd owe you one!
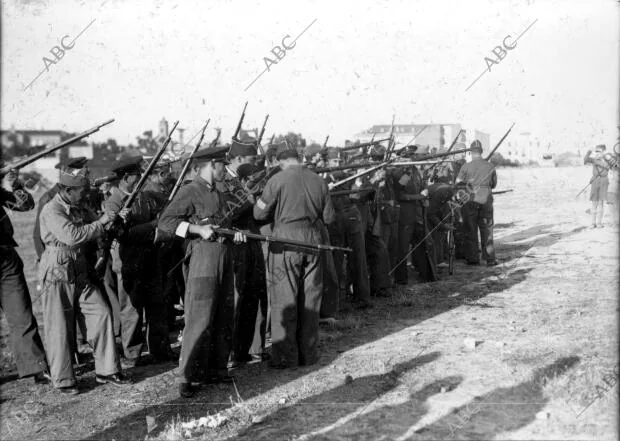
[175,221,190,238]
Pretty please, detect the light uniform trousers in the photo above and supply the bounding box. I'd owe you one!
[39,248,119,387]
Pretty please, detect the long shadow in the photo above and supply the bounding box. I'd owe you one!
[47,224,588,440]
[417,356,580,440]
[313,375,464,441]
[234,351,443,440]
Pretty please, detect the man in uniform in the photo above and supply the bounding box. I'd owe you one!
[158,147,245,398]
[103,157,173,366]
[38,167,131,393]
[217,140,268,366]
[393,146,437,283]
[584,144,613,228]
[254,143,335,369]
[33,157,89,261]
[456,140,498,266]
[1,168,51,385]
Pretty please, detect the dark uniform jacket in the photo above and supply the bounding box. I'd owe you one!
[1,186,35,247]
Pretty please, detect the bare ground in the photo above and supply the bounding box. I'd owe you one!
[0,166,618,441]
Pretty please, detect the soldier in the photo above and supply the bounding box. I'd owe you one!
[38,167,131,394]
[584,144,613,228]
[254,143,335,369]
[33,157,88,261]
[217,140,268,367]
[427,172,457,268]
[393,146,437,283]
[158,147,246,398]
[1,168,51,385]
[456,140,498,266]
[103,157,173,366]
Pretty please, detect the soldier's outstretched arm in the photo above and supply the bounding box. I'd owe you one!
[253,177,277,221]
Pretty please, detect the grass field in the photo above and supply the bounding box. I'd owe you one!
[0,165,618,440]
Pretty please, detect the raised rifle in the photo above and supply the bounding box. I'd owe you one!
[486,123,516,160]
[338,137,391,152]
[426,129,464,176]
[232,102,248,141]
[1,119,115,177]
[322,135,329,149]
[95,121,179,271]
[397,147,472,160]
[312,161,382,174]
[384,115,396,160]
[492,189,513,195]
[168,120,209,202]
[328,159,396,190]
[256,114,269,155]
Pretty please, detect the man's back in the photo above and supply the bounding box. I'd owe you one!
[457,158,497,204]
[256,165,334,231]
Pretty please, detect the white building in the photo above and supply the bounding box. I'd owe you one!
[351,123,489,152]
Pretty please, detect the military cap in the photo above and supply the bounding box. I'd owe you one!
[454,142,467,151]
[59,167,89,187]
[141,156,172,173]
[325,147,341,160]
[237,163,259,180]
[470,140,483,153]
[191,146,229,164]
[112,156,143,176]
[229,140,258,158]
[265,146,278,162]
[369,145,386,160]
[304,144,322,158]
[274,140,298,160]
[595,144,606,151]
[55,156,88,170]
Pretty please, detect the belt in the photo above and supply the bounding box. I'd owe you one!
[45,245,84,254]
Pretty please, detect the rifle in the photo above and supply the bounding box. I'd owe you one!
[1,119,115,177]
[329,188,374,197]
[322,135,329,149]
[492,189,513,195]
[339,137,391,152]
[312,161,382,174]
[168,120,209,202]
[94,121,179,271]
[232,102,248,141]
[211,227,352,253]
[91,174,118,187]
[426,129,464,176]
[400,125,429,150]
[210,128,222,148]
[328,159,395,190]
[256,114,269,154]
[384,115,396,160]
[398,147,472,160]
[485,123,516,160]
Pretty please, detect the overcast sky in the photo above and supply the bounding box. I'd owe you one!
[1,0,618,153]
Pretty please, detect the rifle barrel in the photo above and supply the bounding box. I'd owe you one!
[213,227,352,253]
[123,121,179,210]
[168,120,209,202]
[1,118,115,176]
[233,102,248,141]
[486,123,516,160]
[339,137,391,152]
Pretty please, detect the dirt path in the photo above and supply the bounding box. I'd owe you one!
[0,166,617,440]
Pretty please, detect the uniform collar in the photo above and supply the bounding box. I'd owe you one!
[54,192,74,214]
[195,175,216,192]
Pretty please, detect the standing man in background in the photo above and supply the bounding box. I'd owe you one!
[584,144,613,228]
[456,140,498,266]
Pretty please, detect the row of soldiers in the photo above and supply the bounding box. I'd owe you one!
[0,134,498,398]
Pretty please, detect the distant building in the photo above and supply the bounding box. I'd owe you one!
[351,123,488,152]
[1,128,92,182]
[505,132,543,163]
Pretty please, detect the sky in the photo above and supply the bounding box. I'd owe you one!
[1,0,618,154]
